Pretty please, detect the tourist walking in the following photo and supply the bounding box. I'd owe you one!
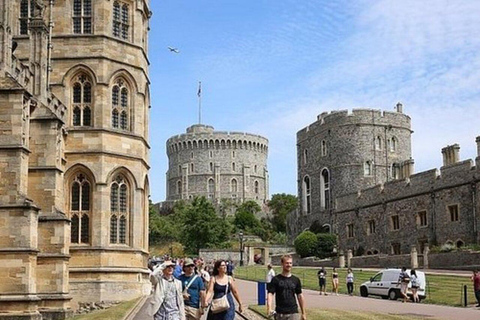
[178,258,206,320]
[331,267,339,296]
[197,259,211,287]
[267,254,306,320]
[148,260,185,320]
[410,269,420,303]
[317,267,327,295]
[472,270,480,307]
[398,267,410,303]
[266,264,276,291]
[206,260,243,320]
[346,268,354,296]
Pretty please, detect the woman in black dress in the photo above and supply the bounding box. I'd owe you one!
[206,260,243,320]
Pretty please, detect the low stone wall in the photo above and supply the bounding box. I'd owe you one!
[350,254,411,268]
[270,253,338,267]
[429,251,480,270]
[199,249,243,264]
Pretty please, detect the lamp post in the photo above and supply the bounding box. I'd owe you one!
[239,231,244,266]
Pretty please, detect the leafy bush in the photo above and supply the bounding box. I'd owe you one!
[316,233,337,258]
[294,231,318,257]
[439,243,455,252]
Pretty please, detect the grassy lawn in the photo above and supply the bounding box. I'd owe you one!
[249,304,436,320]
[72,298,140,320]
[236,266,476,307]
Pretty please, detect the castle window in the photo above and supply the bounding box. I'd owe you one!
[232,162,236,172]
[111,79,129,130]
[390,163,398,180]
[209,162,213,172]
[232,151,235,158]
[391,215,400,231]
[456,240,464,248]
[207,178,215,195]
[321,140,327,156]
[347,224,354,238]
[70,173,91,244]
[177,180,182,195]
[110,175,129,244]
[375,136,382,150]
[368,220,376,235]
[73,0,92,34]
[254,165,257,173]
[417,210,427,227]
[113,1,129,40]
[448,204,459,222]
[71,74,93,126]
[320,169,330,210]
[391,243,401,255]
[254,181,259,194]
[302,176,311,214]
[191,152,194,159]
[190,163,194,173]
[209,150,213,158]
[388,137,398,152]
[231,179,238,193]
[364,161,373,176]
[303,149,308,164]
[19,0,33,35]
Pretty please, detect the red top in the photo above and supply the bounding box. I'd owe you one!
[474,274,480,291]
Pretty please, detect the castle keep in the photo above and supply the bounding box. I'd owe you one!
[0,1,151,318]
[166,124,269,206]
[292,105,480,256]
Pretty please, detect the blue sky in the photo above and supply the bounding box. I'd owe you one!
[148,0,480,202]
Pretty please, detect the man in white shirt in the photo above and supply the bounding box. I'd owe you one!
[266,264,275,290]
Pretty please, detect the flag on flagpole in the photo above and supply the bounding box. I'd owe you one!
[197,81,202,97]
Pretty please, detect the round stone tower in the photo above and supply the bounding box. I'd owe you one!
[166,124,269,206]
[296,106,412,229]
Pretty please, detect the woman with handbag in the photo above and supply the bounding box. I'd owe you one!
[206,260,243,320]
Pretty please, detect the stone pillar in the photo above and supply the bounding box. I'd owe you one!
[410,246,418,269]
[338,251,345,268]
[0,0,13,72]
[248,247,255,266]
[442,144,460,166]
[346,249,353,268]
[263,247,270,266]
[423,247,429,269]
[28,2,49,99]
[396,102,403,113]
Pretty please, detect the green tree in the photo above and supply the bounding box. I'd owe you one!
[316,233,337,258]
[268,193,298,233]
[233,200,261,231]
[148,201,183,244]
[294,230,317,257]
[181,196,229,254]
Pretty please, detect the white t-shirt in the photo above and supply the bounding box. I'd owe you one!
[266,269,276,283]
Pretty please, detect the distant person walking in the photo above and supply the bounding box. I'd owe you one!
[178,258,206,320]
[472,270,480,307]
[410,269,420,303]
[317,267,327,295]
[331,267,339,296]
[267,254,307,320]
[148,260,185,320]
[205,260,243,320]
[266,264,276,291]
[398,267,410,303]
[346,268,354,296]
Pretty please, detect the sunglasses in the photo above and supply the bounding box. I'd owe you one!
[165,265,174,269]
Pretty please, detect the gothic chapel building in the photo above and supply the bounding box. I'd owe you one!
[0,1,151,319]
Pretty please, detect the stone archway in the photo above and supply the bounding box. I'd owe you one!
[246,246,270,266]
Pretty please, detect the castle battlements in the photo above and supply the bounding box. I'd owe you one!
[298,107,411,141]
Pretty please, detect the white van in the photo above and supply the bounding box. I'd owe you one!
[359,268,427,301]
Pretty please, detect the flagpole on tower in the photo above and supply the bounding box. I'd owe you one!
[197,81,202,124]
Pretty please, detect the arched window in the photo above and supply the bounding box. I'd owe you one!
[321,140,327,156]
[72,74,93,126]
[375,136,382,150]
[231,179,238,193]
[207,178,215,197]
[364,161,373,176]
[70,173,91,244]
[110,175,129,244]
[391,163,398,179]
[177,180,182,195]
[73,0,92,34]
[113,1,129,40]
[190,163,194,173]
[320,169,330,210]
[232,162,236,172]
[111,79,129,130]
[303,176,311,214]
[303,149,308,164]
[254,181,259,194]
[388,137,398,152]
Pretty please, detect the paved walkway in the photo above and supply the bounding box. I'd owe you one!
[132,279,480,320]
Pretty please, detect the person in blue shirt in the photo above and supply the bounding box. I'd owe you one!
[177,258,206,320]
[173,259,183,279]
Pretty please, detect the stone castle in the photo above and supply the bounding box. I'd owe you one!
[0,1,151,319]
[166,124,269,207]
[291,105,480,256]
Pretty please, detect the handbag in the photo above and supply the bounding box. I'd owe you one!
[210,277,230,314]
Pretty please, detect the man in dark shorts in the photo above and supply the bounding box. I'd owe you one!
[267,255,306,320]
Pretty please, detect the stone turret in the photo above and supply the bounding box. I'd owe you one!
[442,144,460,166]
